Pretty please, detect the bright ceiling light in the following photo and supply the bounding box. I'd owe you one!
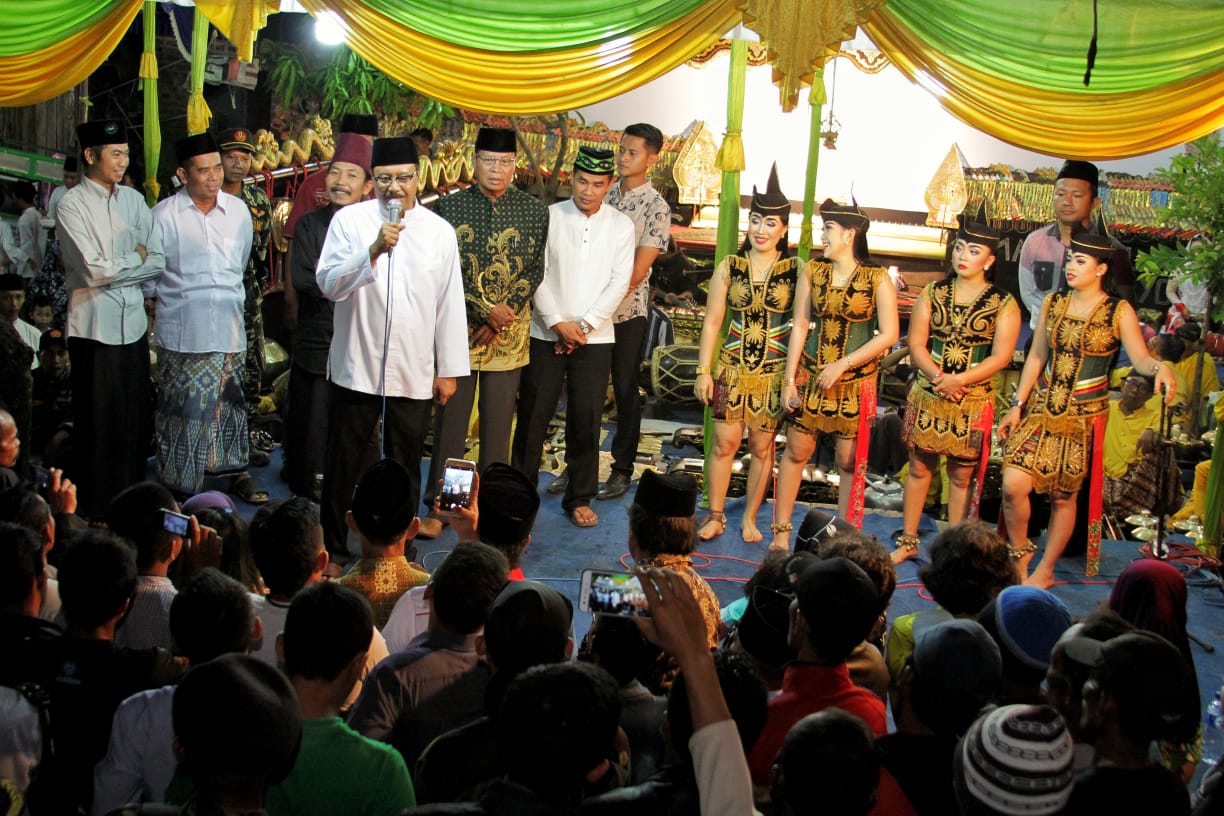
[314,10,347,45]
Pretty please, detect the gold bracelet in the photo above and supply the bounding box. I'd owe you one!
[696,365,709,375]
[784,378,796,385]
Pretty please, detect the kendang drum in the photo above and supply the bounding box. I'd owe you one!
[651,344,701,405]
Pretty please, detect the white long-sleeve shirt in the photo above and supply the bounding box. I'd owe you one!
[151,190,252,354]
[316,198,469,398]
[531,199,634,345]
[16,206,44,280]
[56,176,165,345]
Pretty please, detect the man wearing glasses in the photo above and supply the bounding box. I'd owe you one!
[418,126,549,539]
[316,136,468,555]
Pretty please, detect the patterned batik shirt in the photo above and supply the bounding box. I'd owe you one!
[434,184,549,371]
[608,180,671,323]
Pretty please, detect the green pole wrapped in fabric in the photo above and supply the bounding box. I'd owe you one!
[187,8,212,135]
[1207,426,1223,556]
[797,68,826,262]
[703,36,748,505]
[140,0,160,206]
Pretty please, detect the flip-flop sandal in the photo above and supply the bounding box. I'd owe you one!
[569,506,598,527]
[231,474,270,505]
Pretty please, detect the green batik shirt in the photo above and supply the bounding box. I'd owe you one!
[238,182,272,293]
[434,184,549,371]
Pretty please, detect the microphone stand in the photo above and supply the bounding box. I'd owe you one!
[378,200,402,459]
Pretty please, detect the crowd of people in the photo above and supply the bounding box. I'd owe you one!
[0,113,1221,815]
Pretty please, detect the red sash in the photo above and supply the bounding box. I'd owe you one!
[1086,413,1107,576]
[846,379,877,529]
[968,401,994,521]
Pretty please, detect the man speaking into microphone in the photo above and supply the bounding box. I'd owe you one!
[316,135,468,555]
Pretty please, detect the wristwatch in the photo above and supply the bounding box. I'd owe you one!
[1009,397,1023,409]
[579,319,593,335]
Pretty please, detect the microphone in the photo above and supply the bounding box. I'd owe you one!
[387,199,402,224]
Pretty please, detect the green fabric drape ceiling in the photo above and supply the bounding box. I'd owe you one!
[3,0,1224,159]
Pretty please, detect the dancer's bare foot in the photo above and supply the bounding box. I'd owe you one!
[891,533,920,564]
[1024,562,1055,589]
[769,521,793,552]
[1009,539,1038,585]
[741,519,763,544]
[698,511,727,541]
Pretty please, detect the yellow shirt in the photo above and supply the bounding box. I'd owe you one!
[1174,353,1221,399]
[1104,399,1160,478]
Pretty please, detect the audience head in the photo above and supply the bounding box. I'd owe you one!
[0,489,51,547]
[483,580,573,677]
[409,127,433,156]
[281,581,373,684]
[0,409,17,468]
[1175,320,1202,350]
[1151,332,1186,364]
[169,568,257,665]
[347,458,420,547]
[788,556,878,663]
[495,661,620,806]
[794,507,856,553]
[0,521,46,615]
[907,617,1001,736]
[667,649,767,761]
[1041,610,1133,739]
[978,586,1072,701]
[172,654,301,800]
[580,614,663,688]
[37,328,68,374]
[57,529,137,632]
[732,551,799,681]
[428,541,508,635]
[919,521,1016,616]
[1108,558,1193,666]
[250,497,326,599]
[108,481,182,571]
[194,505,261,594]
[954,704,1074,816]
[0,276,25,325]
[1070,630,1200,748]
[475,462,539,569]
[772,709,879,816]
[811,530,895,643]
[628,470,698,558]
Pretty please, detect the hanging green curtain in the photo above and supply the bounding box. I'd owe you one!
[1206,430,1224,556]
[863,0,1224,158]
[360,0,714,52]
[140,0,160,205]
[186,7,212,135]
[0,0,140,106]
[703,36,748,503]
[797,69,825,262]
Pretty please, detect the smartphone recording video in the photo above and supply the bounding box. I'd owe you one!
[438,458,476,515]
[579,569,651,618]
[162,509,190,537]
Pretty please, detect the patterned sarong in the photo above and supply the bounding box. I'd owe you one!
[156,348,248,493]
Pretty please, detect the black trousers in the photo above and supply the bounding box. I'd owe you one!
[512,338,612,512]
[609,316,647,476]
[423,367,522,512]
[284,363,331,496]
[69,335,150,518]
[321,383,431,553]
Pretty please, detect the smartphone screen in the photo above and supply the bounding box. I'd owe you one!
[162,509,190,537]
[32,466,50,495]
[579,568,651,618]
[438,458,476,514]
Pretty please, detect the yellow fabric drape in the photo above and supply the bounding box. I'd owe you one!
[863,9,1224,160]
[0,0,140,106]
[299,0,740,115]
[187,7,212,135]
[740,0,885,111]
[194,0,279,63]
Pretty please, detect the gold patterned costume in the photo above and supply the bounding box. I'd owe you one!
[1004,293,1122,494]
[792,261,888,436]
[714,255,797,432]
[904,280,1013,460]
